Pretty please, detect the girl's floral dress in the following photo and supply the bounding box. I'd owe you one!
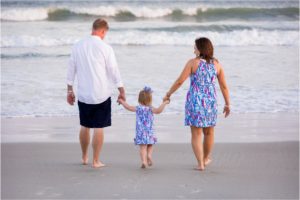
[185,59,218,127]
[135,105,157,145]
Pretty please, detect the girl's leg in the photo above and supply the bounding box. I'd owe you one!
[92,128,105,168]
[139,145,148,168]
[190,126,205,170]
[147,145,153,166]
[203,127,214,166]
[79,126,90,165]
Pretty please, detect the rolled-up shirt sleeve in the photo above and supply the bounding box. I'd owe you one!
[66,48,76,86]
[106,46,124,88]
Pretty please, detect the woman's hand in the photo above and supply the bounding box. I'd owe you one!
[223,105,230,118]
[163,92,171,102]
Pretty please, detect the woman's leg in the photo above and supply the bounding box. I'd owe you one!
[203,127,214,166]
[190,126,205,170]
[147,145,153,166]
[79,126,90,165]
[139,145,147,168]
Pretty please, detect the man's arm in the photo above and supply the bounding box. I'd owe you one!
[66,48,76,105]
[107,46,125,101]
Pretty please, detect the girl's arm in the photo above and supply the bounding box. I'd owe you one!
[164,59,194,100]
[152,100,170,114]
[118,99,136,112]
[215,61,230,117]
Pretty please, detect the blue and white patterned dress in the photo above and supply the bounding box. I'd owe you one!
[185,59,218,127]
[135,105,157,145]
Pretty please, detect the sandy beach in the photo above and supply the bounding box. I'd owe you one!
[1,113,299,199]
[1,142,299,199]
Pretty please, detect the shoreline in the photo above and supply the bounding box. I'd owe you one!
[1,113,299,143]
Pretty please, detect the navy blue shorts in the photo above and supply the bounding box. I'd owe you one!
[78,98,111,128]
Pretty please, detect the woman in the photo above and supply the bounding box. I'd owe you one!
[164,37,230,171]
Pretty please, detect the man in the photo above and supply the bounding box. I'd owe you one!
[66,19,125,168]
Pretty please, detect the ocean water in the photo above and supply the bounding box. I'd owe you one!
[1,0,299,117]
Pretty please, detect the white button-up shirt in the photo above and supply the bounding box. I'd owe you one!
[67,35,123,104]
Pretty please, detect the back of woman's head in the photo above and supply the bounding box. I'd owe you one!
[195,37,214,63]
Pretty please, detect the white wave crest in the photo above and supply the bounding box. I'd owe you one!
[1,35,79,47]
[1,8,49,21]
[108,29,299,46]
[1,30,298,48]
[69,6,173,18]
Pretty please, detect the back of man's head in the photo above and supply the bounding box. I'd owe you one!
[93,19,109,31]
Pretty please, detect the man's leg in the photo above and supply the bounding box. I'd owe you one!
[92,128,105,168]
[79,126,90,165]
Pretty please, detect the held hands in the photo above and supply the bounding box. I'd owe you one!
[117,98,125,105]
[67,91,75,105]
[117,87,126,105]
[163,92,171,103]
[163,98,170,104]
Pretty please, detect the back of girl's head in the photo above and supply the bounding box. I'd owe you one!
[195,37,214,63]
[138,87,152,106]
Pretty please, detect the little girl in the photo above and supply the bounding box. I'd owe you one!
[118,86,169,168]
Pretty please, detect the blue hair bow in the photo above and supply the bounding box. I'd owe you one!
[143,86,153,93]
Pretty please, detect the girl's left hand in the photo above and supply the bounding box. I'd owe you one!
[164,99,170,104]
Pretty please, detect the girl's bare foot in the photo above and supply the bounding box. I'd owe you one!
[141,163,147,169]
[92,161,106,168]
[147,157,153,166]
[204,158,212,166]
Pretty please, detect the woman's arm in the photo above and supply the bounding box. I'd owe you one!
[118,99,136,112]
[152,100,170,114]
[216,62,230,117]
[164,59,194,100]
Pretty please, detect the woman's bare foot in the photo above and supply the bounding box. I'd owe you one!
[141,163,147,169]
[92,161,106,168]
[204,158,212,166]
[82,156,88,165]
[147,157,153,167]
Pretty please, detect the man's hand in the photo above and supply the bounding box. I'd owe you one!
[67,91,75,105]
[117,87,126,104]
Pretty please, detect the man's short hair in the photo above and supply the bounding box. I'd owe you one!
[92,19,109,30]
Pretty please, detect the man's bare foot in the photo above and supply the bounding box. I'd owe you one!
[204,158,212,166]
[141,163,147,169]
[92,162,106,168]
[82,156,88,165]
[147,157,153,166]
[194,165,205,171]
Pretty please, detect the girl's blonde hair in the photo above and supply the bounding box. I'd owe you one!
[138,87,152,106]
